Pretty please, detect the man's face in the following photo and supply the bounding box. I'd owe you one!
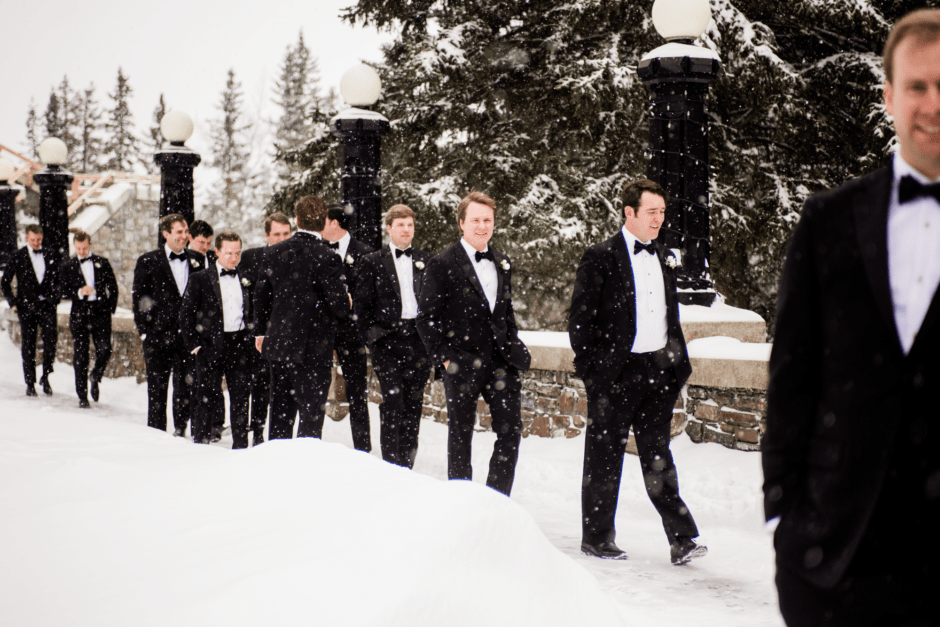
[885,36,940,179]
[215,240,242,271]
[163,220,189,254]
[459,202,494,252]
[26,231,43,251]
[189,234,212,255]
[266,221,291,245]
[74,239,90,259]
[624,191,666,243]
[387,217,415,250]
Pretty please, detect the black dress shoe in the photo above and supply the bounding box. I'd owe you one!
[79,398,91,409]
[39,376,53,396]
[90,379,100,402]
[26,385,37,397]
[581,540,628,560]
[670,537,707,565]
[196,437,211,445]
[173,427,187,438]
[211,426,222,442]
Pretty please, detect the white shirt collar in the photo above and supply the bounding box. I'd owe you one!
[460,237,489,260]
[165,243,185,259]
[894,152,940,185]
[621,225,652,249]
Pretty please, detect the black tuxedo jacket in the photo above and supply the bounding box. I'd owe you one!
[252,231,350,364]
[568,232,691,392]
[354,246,432,345]
[1,246,62,315]
[132,248,206,345]
[417,242,530,372]
[237,246,267,297]
[60,254,119,315]
[765,165,940,588]
[179,265,253,363]
[338,237,374,296]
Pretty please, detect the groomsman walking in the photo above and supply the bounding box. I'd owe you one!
[1,224,61,396]
[180,231,254,448]
[355,205,432,468]
[60,230,118,408]
[417,192,531,495]
[253,196,350,440]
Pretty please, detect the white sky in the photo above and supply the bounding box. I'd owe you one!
[0,0,395,160]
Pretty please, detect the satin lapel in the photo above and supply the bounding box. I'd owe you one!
[853,167,899,352]
[612,234,637,323]
[208,267,223,314]
[239,273,251,323]
[493,249,506,316]
[381,249,402,306]
[456,244,488,305]
[413,251,427,295]
[24,250,41,289]
[158,251,181,296]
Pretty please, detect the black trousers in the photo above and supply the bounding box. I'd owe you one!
[335,321,371,452]
[372,328,431,468]
[193,332,253,448]
[443,354,522,496]
[18,302,57,386]
[248,349,270,440]
[143,335,194,433]
[70,304,112,400]
[581,350,698,545]
[268,359,331,440]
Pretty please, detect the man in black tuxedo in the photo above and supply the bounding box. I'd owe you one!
[133,213,206,436]
[189,220,217,266]
[180,231,254,448]
[253,195,350,440]
[61,230,118,408]
[417,191,531,496]
[1,224,61,396]
[238,212,292,446]
[568,179,703,564]
[320,202,375,452]
[355,205,432,468]
[766,10,940,625]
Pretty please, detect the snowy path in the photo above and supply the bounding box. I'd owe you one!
[0,334,783,626]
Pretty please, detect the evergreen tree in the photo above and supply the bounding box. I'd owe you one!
[272,31,323,155]
[25,99,40,159]
[43,91,64,143]
[206,69,251,229]
[104,67,141,172]
[146,94,168,173]
[76,84,104,173]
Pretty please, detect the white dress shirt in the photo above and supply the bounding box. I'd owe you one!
[888,153,940,354]
[217,263,245,332]
[461,238,498,312]
[28,247,46,286]
[77,255,96,300]
[165,244,190,296]
[391,243,418,319]
[335,232,351,259]
[622,226,668,353]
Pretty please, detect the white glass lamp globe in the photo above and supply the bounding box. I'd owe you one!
[0,158,15,182]
[161,111,194,143]
[340,64,382,107]
[652,0,712,41]
[38,138,68,166]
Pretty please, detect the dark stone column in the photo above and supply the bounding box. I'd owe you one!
[33,166,74,261]
[154,147,201,248]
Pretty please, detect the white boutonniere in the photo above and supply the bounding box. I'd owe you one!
[189,258,200,268]
[664,255,679,269]
[345,254,355,265]
[415,260,425,270]
[240,277,250,287]
[499,259,510,271]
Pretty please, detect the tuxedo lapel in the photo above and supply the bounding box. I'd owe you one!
[456,244,488,306]
[413,251,427,296]
[853,167,900,353]
[612,234,638,323]
[158,251,181,296]
[381,249,403,306]
[208,266,223,313]
[493,249,506,316]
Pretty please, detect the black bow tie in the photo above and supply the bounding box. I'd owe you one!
[395,247,413,258]
[169,251,187,261]
[326,241,340,250]
[474,249,494,263]
[220,267,238,278]
[31,248,43,256]
[634,240,656,255]
[80,256,93,264]
[899,175,940,205]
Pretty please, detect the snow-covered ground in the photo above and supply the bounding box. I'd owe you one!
[0,334,782,626]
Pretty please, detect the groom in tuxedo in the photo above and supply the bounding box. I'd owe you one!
[417,191,531,496]
[766,9,940,625]
[569,178,704,564]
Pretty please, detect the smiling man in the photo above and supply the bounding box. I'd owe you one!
[765,9,940,625]
[568,178,702,565]
[416,192,531,495]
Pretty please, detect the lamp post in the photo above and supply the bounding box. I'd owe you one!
[331,64,390,250]
[154,111,200,248]
[33,138,73,260]
[638,0,722,306]
[0,158,18,270]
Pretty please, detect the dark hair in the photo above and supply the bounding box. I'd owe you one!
[25,224,43,236]
[295,195,328,231]
[264,212,291,234]
[385,204,415,227]
[456,191,497,223]
[883,9,940,84]
[73,229,91,244]
[159,213,186,235]
[327,202,353,229]
[214,231,241,250]
[189,220,214,239]
[621,179,669,216]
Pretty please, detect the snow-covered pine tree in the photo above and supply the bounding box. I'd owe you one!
[43,91,64,145]
[104,67,141,172]
[76,84,104,173]
[146,94,168,173]
[272,32,324,155]
[25,99,40,158]
[206,69,251,230]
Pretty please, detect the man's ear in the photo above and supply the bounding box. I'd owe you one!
[884,80,895,117]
